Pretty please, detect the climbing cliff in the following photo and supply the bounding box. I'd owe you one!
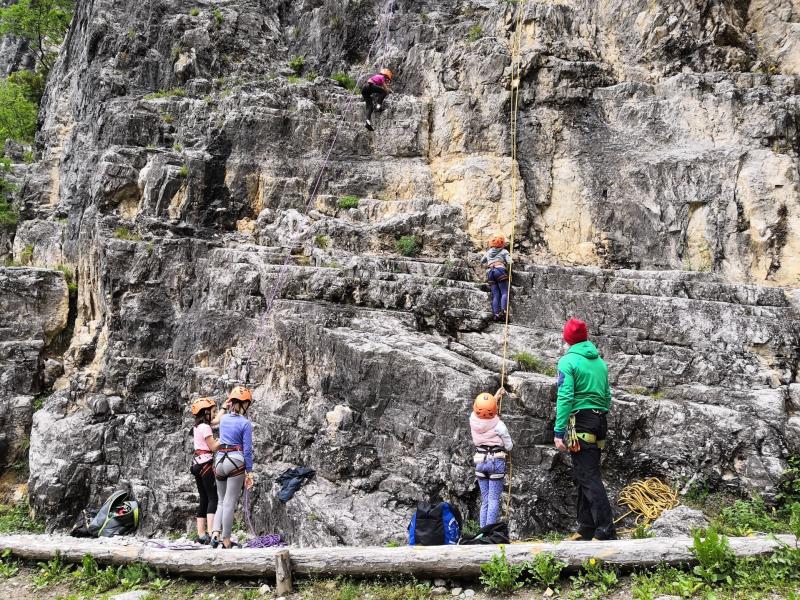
[0,0,798,543]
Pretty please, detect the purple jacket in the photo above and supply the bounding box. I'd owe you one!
[368,73,387,87]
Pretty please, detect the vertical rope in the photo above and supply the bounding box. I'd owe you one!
[501,0,527,520]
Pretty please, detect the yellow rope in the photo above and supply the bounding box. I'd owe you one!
[501,0,526,521]
[614,478,679,527]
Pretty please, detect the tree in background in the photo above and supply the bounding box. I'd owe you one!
[0,78,38,142]
[0,0,74,70]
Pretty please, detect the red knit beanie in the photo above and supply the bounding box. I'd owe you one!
[563,318,588,345]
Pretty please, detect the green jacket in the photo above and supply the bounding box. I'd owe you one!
[554,340,611,437]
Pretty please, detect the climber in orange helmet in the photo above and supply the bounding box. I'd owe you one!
[469,387,512,528]
[362,68,393,131]
[481,234,511,321]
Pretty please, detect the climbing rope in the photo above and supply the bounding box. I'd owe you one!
[238,0,397,386]
[500,0,528,521]
[614,478,679,527]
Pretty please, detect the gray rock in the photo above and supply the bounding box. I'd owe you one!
[451,587,463,596]
[651,506,710,537]
[431,587,448,596]
[433,578,446,587]
[109,591,151,600]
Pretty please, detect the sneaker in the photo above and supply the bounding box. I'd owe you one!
[365,119,374,131]
[197,534,210,545]
[210,532,220,548]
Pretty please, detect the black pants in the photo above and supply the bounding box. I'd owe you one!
[570,409,616,540]
[362,83,387,120]
[192,462,218,518]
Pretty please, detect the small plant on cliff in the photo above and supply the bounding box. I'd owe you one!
[0,197,18,226]
[288,54,305,75]
[338,195,359,209]
[480,545,524,592]
[395,235,421,257]
[189,7,199,17]
[332,71,357,91]
[467,24,483,42]
[178,165,189,178]
[144,88,186,100]
[114,226,142,241]
[512,351,556,376]
[314,234,330,249]
[20,243,34,265]
[632,523,656,539]
[213,8,224,26]
[55,263,77,293]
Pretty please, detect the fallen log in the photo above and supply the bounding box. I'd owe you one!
[0,534,796,578]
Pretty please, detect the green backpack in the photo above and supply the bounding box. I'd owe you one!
[70,491,140,538]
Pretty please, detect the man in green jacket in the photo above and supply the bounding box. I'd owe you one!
[554,318,616,541]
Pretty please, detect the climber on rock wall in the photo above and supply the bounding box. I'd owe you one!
[553,318,617,541]
[470,387,512,528]
[362,68,393,131]
[211,386,256,549]
[190,397,220,545]
[480,234,511,321]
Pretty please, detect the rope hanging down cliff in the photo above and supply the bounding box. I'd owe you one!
[500,0,528,520]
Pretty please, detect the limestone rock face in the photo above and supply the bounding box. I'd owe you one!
[0,0,796,543]
[0,268,68,472]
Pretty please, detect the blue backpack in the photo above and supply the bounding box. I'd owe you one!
[409,501,463,545]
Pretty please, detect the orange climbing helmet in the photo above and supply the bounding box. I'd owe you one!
[228,386,253,404]
[473,392,498,419]
[191,397,216,416]
[489,234,506,249]
[380,68,393,81]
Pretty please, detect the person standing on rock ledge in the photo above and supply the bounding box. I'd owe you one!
[362,68,393,131]
[554,318,617,541]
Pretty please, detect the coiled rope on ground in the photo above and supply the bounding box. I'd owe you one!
[614,478,679,526]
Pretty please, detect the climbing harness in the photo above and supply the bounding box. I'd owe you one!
[499,0,528,523]
[614,478,679,527]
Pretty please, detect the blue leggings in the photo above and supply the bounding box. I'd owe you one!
[476,458,506,527]
[487,267,509,316]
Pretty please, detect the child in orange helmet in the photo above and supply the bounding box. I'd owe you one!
[362,68,393,131]
[480,234,511,321]
[470,387,512,527]
[190,398,220,545]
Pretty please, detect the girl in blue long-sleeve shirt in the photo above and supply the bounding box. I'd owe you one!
[211,386,255,548]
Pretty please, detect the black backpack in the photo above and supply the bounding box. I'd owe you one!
[409,501,463,546]
[70,491,140,538]
[459,521,510,545]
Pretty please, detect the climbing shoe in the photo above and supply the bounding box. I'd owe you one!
[222,541,242,549]
[365,119,374,131]
[210,532,220,548]
[197,534,210,545]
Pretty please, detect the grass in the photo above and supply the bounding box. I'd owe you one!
[0,197,18,226]
[337,195,359,209]
[512,351,556,376]
[0,499,45,533]
[20,243,34,265]
[332,71,357,91]
[305,71,319,81]
[160,112,174,123]
[189,7,199,16]
[288,54,305,75]
[468,24,483,42]
[395,235,421,257]
[178,165,189,178]
[314,234,330,249]
[213,8,223,25]
[143,88,186,100]
[113,227,142,241]
[287,75,301,84]
[55,264,77,293]
[172,142,183,152]
[297,578,432,600]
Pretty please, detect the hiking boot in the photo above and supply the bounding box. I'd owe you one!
[365,119,374,131]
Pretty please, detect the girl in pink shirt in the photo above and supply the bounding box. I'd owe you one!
[470,387,512,527]
[190,398,220,545]
[361,68,393,130]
